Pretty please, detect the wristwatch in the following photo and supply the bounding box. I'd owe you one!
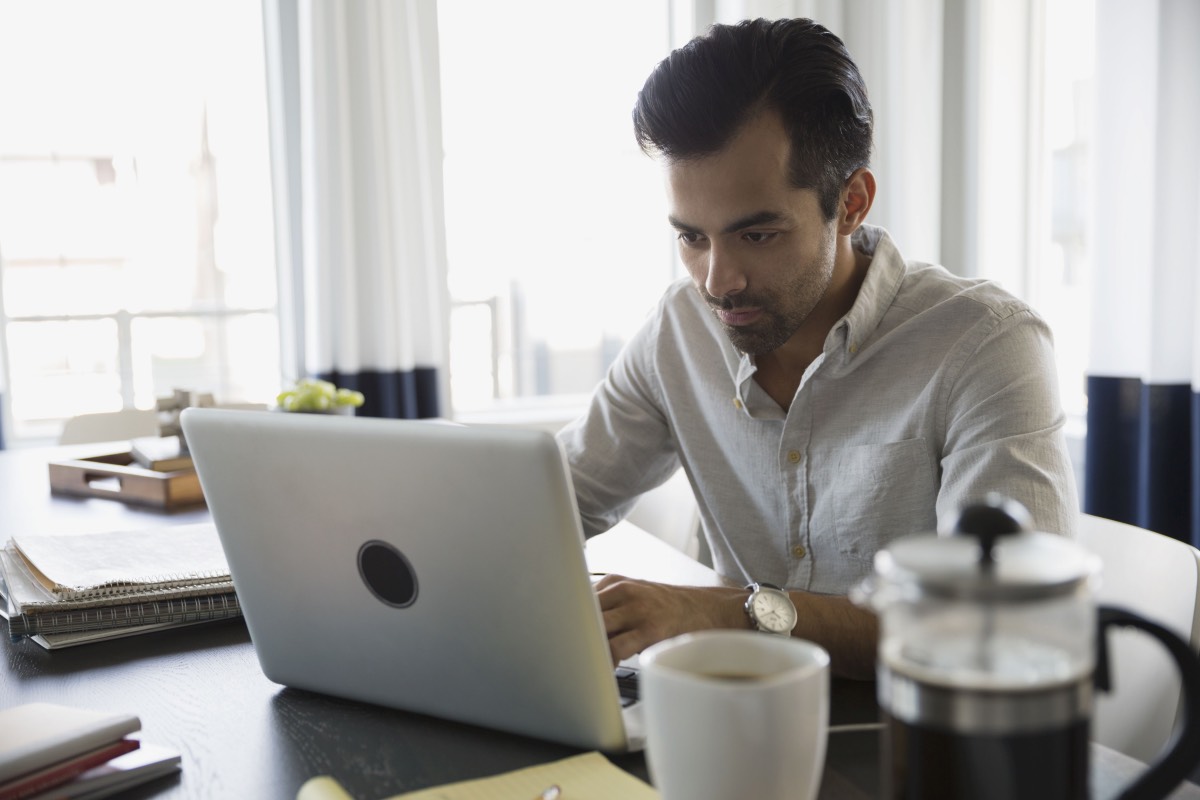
[744,582,798,636]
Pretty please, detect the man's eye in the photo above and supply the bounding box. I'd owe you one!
[743,231,776,244]
[677,231,704,245]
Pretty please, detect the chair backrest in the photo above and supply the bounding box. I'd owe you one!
[626,468,701,561]
[58,409,160,445]
[1078,513,1200,762]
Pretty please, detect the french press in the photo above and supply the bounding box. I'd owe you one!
[854,495,1200,800]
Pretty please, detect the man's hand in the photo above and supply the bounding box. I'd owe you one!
[594,574,747,664]
[594,573,880,678]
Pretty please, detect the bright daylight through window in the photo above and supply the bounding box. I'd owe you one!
[0,1,279,442]
[436,0,676,418]
[0,1,1093,443]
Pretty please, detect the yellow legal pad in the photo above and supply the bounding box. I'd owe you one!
[296,751,660,800]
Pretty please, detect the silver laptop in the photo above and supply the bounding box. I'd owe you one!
[180,407,643,752]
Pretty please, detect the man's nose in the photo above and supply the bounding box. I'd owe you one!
[704,244,747,300]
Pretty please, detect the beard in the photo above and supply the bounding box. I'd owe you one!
[702,292,802,354]
[700,249,836,356]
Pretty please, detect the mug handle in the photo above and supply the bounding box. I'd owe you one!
[1097,605,1200,800]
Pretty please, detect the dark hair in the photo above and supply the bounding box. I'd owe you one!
[632,18,873,220]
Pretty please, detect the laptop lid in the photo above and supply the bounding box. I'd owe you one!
[180,408,634,752]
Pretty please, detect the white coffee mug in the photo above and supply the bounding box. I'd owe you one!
[640,630,830,800]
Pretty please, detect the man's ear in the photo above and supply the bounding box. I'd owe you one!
[838,168,876,235]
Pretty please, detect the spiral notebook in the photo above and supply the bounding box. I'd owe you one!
[7,524,230,606]
[0,523,240,642]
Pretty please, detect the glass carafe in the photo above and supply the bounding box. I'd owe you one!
[853,495,1200,800]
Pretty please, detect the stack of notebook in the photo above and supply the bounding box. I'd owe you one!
[0,523,241,649]
[0,703,181,800]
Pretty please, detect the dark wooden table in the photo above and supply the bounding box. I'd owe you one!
[2,443,1198,799]
[2,618,885,799]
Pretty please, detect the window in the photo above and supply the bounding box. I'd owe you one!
[436,0,678,418]
[0,2,1096,446]
[0,1,279,442]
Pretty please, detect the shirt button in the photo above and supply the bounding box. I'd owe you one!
[792,545,807,558]
[733,397,743,409]
[849,342,859,354]
[786,450,801,464]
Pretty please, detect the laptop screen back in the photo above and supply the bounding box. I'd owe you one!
[180,408,629,751]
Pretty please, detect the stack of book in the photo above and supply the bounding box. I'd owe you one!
[0,703,180,800]
[128,435,193,473]
[0,523,241,649]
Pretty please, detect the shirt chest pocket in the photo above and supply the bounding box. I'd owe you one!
[823,438,937,565]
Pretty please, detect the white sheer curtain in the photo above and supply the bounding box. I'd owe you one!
[1085,0,1200,544]
[0,303,7,449]
[262,0,449,418]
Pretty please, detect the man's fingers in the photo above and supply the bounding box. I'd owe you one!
[593,572,629,591]
[594,574,640,610]
[600,599,636,636]
[605,629,647,665]
[593,577,739,664]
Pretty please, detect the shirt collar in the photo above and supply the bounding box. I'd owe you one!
[728,224,906,414]
[839,225,906,359]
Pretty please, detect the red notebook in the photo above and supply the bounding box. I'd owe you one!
[0,704,141,799]
[26,742,181,800]
[0,740,139,800]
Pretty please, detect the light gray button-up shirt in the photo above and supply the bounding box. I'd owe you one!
[558,225,1078,595]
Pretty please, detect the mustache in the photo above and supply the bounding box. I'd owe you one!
[700,289,761,312]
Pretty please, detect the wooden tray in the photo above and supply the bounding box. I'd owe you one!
[48,451,205,509]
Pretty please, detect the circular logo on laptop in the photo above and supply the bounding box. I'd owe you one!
[357,540,418,608]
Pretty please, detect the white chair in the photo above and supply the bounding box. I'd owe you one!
[1078,512,1200,762]
[626,468,702,560]
[58,409,160,445]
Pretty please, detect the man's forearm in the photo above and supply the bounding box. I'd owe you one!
[596,577,879,677]
[788,591,879,680]
[693,584,879,678]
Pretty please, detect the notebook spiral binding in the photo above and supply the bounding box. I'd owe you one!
[47,571,232,602]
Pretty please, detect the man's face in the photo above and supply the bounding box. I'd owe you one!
[665,112,838,356]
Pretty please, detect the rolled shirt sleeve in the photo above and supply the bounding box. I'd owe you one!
[936,306,1078,537]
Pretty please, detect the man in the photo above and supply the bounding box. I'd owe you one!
[557,18,1077,679]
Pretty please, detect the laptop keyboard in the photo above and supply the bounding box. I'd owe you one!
[615,666,640,707]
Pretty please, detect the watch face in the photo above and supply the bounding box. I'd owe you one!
[751,588,797,634]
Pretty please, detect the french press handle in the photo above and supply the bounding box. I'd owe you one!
[1097,606,1200,800]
